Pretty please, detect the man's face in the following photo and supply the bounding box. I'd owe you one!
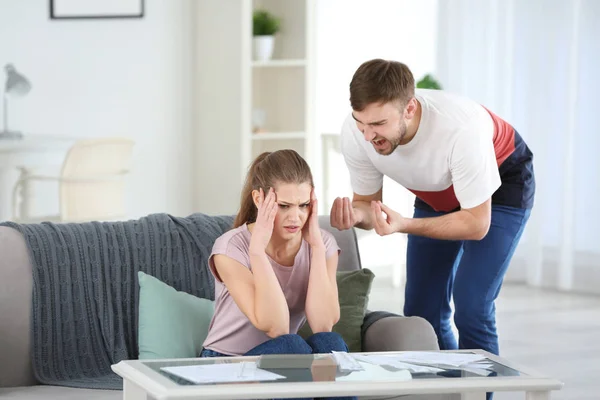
[352,101,407,156]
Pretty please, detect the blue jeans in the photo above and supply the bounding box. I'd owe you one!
[404,205,530,400]
[201,332,357,400]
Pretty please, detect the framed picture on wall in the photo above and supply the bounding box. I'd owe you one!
[50,0,145,20]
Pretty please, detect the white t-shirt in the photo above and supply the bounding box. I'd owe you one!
[340,89,503,212]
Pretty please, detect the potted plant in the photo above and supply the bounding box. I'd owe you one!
[253,9,281,61]
[416,74,443,90]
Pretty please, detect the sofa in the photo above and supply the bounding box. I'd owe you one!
[0,214,439,399]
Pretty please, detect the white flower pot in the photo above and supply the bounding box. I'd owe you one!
[253,36,275,61]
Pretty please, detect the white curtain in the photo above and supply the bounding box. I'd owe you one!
[436,0,600,293]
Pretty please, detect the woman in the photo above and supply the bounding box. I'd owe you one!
[201,149,356,400]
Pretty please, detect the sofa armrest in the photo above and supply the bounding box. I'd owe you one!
[361,311,439,352]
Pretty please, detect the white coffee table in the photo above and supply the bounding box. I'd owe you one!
[111,350,563,400]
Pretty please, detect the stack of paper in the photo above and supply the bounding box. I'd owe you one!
[346,352,496,376]
[352,354,444,374]
[332,351,364,372]
[392,352,488,368]
[161,362,285,384]
[336,361,412,382]
[463,360,495,370]
[460,359,496,376]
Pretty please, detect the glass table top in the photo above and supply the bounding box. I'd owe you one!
[142,352,522,387]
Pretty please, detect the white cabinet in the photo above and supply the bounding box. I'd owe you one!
[194,0,316,216]
[250,0,315,162]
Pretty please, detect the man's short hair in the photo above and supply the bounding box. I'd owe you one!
[349,59,415,111]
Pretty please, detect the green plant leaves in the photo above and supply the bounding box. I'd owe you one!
[253,10,281,36]
[416,74,443,90]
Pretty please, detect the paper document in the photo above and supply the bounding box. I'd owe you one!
[459,366,495,376]
[460,360,496,376]
[336,361,412,382]
[463,361,495,370]
[352,354,444,374]
[332,351,364,372]
[391,352,488,368]
[161,362,285,384]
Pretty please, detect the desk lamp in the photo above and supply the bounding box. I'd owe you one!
[1,64,32,140]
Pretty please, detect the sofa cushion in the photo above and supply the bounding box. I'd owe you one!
[0,386,121,400]
[318,216,361,272]
[0,227,36,388]
[298,268,375,352]
[138,272,215,360]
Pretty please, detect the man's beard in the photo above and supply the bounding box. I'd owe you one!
[378,122,407,156]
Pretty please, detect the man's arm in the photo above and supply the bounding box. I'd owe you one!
[373,198,492,241]
[401,199,491,240]
[331,113,385,232]
[352,189,382,230]
[330,188,382,231]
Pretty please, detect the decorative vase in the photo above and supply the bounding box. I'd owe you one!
[252,108,267,133]
[253,36,275,61]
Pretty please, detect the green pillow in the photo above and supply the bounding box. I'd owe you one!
[298,268,375,353]
[137,271,215,359]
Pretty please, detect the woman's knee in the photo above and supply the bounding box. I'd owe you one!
[306,331,348,353]
[245,334,312,356]
[275,334,312,354]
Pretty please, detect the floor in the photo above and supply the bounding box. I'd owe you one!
[367,274,600,400]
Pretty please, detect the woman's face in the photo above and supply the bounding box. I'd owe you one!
[272,182,312,240]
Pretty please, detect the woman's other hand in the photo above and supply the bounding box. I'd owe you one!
[303,188,323,248]
[249,187,278,253]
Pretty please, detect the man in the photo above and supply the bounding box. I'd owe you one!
[330,59,535,358]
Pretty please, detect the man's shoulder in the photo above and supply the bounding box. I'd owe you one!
[415,88,474,102]
[416,88,482,112]
[416,89,491,130]
[339,112,365,152]
[341,112,358,134]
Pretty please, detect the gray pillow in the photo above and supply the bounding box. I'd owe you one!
[298,268,375,352]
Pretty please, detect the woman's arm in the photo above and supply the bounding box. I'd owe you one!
[305,246,340,333]
[214,253,290,338]
[215,187,289,338]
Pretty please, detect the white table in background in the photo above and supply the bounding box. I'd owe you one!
[0,135,76,222]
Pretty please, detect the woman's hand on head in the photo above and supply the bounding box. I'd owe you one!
[249,187,278,253]
[302,188,323,248]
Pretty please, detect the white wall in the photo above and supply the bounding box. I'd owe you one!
[315,0,439,135]
[0,0,195,219]
[192,0,249,217]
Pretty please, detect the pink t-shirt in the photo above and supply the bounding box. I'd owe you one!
[202,224,340,356]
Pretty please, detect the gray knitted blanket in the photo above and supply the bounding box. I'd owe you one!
[0,213,234,390]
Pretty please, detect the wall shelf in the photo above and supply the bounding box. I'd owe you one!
[252,59,307,68]
[194,0,316,215]
[252,132,306,140]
